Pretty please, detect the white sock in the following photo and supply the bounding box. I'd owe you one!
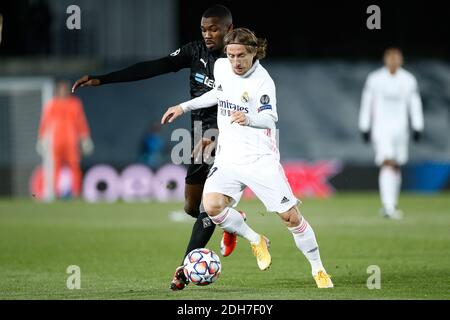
[379,166,397,212]
[288,217,324,276]
[210,207,260,244]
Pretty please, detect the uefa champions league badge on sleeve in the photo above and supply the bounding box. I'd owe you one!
[260,94,270,104]
[258,94,272,112]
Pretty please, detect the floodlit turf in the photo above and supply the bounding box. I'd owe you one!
[0,193,449,300]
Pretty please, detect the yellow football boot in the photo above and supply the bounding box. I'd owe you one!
[251,235,271,271]
[313,270,334,288]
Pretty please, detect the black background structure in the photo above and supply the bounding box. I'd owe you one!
[0,0,449,59]
[179,0,450,59]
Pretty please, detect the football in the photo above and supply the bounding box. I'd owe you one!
[183,248,221,286]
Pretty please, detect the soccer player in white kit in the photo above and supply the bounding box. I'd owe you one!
[162,28,333,288]
[359,48,424,219]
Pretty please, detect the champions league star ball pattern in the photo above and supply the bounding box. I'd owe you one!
[183,248,221,286]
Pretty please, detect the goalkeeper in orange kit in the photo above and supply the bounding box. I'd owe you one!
[37,80,94,200]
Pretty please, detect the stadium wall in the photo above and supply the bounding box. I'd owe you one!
[1,60,449,196]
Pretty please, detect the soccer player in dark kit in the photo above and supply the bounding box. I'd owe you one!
[72,4,245,291]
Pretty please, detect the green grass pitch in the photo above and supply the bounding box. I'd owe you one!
[0,192,449,300]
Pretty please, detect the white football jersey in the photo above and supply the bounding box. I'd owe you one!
[359,67,424,139]
[181,58,279,164]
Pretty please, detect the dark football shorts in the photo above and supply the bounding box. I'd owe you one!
[185,162,213,185]
[185,123,217,185]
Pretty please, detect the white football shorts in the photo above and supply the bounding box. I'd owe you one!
[203,155,299,213]
[372,133,408,166]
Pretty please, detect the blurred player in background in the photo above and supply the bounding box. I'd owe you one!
[138,122,165,170]
[71,4,244,291]
[162,28,333,288]
[359,48,424,219]
[37,80,94,201]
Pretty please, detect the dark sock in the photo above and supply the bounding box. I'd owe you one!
[181,211,216,265]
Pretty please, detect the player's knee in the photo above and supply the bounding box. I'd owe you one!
[280,206,301,228]
[203,201,225,217]
[202,193,229,216]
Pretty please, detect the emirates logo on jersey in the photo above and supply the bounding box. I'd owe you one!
[218,100,249,113]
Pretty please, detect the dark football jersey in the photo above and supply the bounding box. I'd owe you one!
[166,40,223,135]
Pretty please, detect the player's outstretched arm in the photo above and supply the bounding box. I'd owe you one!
[72,46,192,93]
[162,87,218,124]
[161,105,184,124]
